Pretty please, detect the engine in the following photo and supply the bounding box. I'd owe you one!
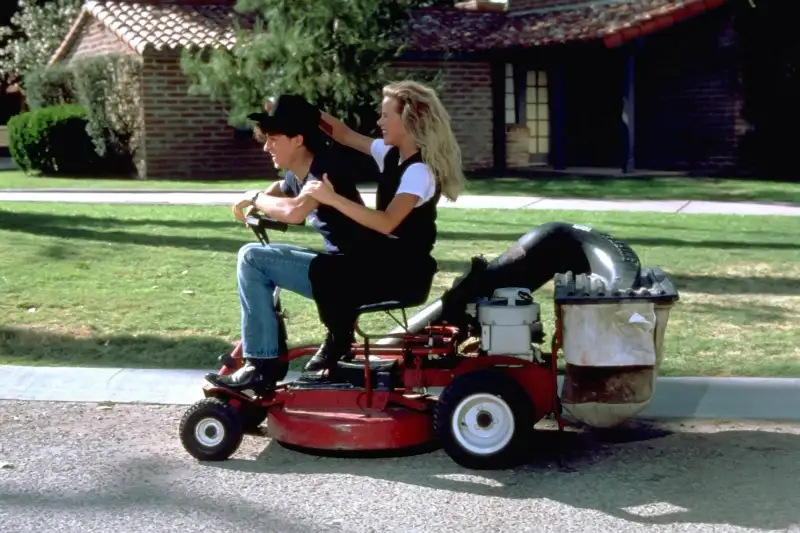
[469,287,545,362]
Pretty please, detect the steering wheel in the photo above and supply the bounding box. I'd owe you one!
[245,213,288,245]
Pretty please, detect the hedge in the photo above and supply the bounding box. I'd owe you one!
[19,53,142,175]
[7,104,104,175]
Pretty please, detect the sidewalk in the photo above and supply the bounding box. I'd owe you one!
[3,364,800,422]
[1,189,799,216]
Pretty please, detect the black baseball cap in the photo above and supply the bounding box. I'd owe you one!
[247,94,321,139]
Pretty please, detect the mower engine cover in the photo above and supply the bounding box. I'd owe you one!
[474,287,544,360]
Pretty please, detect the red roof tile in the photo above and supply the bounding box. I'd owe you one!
[51,0,249,63]
[408,0,731,52]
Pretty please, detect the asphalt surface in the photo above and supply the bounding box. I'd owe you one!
[2,400,800,533]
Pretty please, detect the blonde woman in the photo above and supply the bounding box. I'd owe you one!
[300,80,467,374]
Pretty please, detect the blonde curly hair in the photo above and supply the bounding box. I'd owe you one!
[382,80,466,202]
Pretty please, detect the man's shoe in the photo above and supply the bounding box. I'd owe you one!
[303,333,351,373]
[205,357,287,392]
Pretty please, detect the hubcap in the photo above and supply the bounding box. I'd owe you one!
[195,418,225,447]
[451,393,514,455]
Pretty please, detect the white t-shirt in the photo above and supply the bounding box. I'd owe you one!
[370,139,436,207]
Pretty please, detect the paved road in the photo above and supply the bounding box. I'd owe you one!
[2,190,800,215]
[1,400,799,533]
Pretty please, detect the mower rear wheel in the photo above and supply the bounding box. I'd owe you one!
[180,398,244,461]
[434,370,535,470]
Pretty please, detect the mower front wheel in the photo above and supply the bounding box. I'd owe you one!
[180,397,244,461]
[434,370,535,470]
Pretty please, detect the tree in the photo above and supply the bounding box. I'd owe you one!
[0,0,82,86]
[181,0,452,135]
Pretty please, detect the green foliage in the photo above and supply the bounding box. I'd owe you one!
[181,0,452,135]
[0,0,82,85]
[7,104,102,175]
[70,54,142,164]
[21,63,77,109]
[14,54,142,175]
[11,53,142,175]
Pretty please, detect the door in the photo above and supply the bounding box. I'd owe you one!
[525,70,550,165]
[562,50,624,168]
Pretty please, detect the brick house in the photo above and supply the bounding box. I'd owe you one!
[48,0,744,179]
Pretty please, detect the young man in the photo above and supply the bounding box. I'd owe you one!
[205,94,380,392]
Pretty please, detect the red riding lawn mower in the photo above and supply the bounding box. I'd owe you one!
[179,215,679,470]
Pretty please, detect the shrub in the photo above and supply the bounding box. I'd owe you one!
[71,54,142,168]
[7,104,104,175]
[22,64,77,110]
[14,53,143,175]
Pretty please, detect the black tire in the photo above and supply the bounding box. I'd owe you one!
[179,398,244,461]
[434,370,535,470]
[240,404,268,434]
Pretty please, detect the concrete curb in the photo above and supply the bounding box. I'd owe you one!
[2,365,799,422]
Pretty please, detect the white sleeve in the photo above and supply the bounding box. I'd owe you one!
[396,163,436,206]
[370,138,391,172]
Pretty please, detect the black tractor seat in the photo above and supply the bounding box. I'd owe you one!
[355,296,427,316]
[354,292,429,338]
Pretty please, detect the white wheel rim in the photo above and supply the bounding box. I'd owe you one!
[195,418,225,447]
[450,393,515,456]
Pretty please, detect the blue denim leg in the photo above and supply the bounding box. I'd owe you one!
[236,242,317,359]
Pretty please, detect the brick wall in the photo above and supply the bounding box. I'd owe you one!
[139,54,272,179]
[506,0,577,12]
[387,61,494,171]
[63,18,136,61]
[635,6,744,171]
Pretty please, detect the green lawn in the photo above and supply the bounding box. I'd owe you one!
[1,202,798,377]
[2,169,800,205]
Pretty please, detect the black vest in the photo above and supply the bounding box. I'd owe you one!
[376,147,440,257]
[283,148,383,254]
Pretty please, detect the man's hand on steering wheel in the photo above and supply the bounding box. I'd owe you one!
[232,190,262,223]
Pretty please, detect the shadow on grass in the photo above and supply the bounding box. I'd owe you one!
[3,208,797,250]
[203,420,800,531]
[0,208,289,231]
[669,274,800,295]
[685,302,795,324]
[2,208,797,295]
[0,325,233,369]
[432,261,800,296]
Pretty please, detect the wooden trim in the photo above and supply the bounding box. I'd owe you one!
[490,61,507,173]
[548,59,566,170]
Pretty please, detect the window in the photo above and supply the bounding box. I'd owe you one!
[525,70,549,163]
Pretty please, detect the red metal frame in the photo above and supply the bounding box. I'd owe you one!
[205,314,567,451]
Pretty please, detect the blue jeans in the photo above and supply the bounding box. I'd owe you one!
[236,242,317,359]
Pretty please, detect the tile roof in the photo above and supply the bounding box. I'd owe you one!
[410,0,731,52]
[50,0,248,64]
[50,0,731,65]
